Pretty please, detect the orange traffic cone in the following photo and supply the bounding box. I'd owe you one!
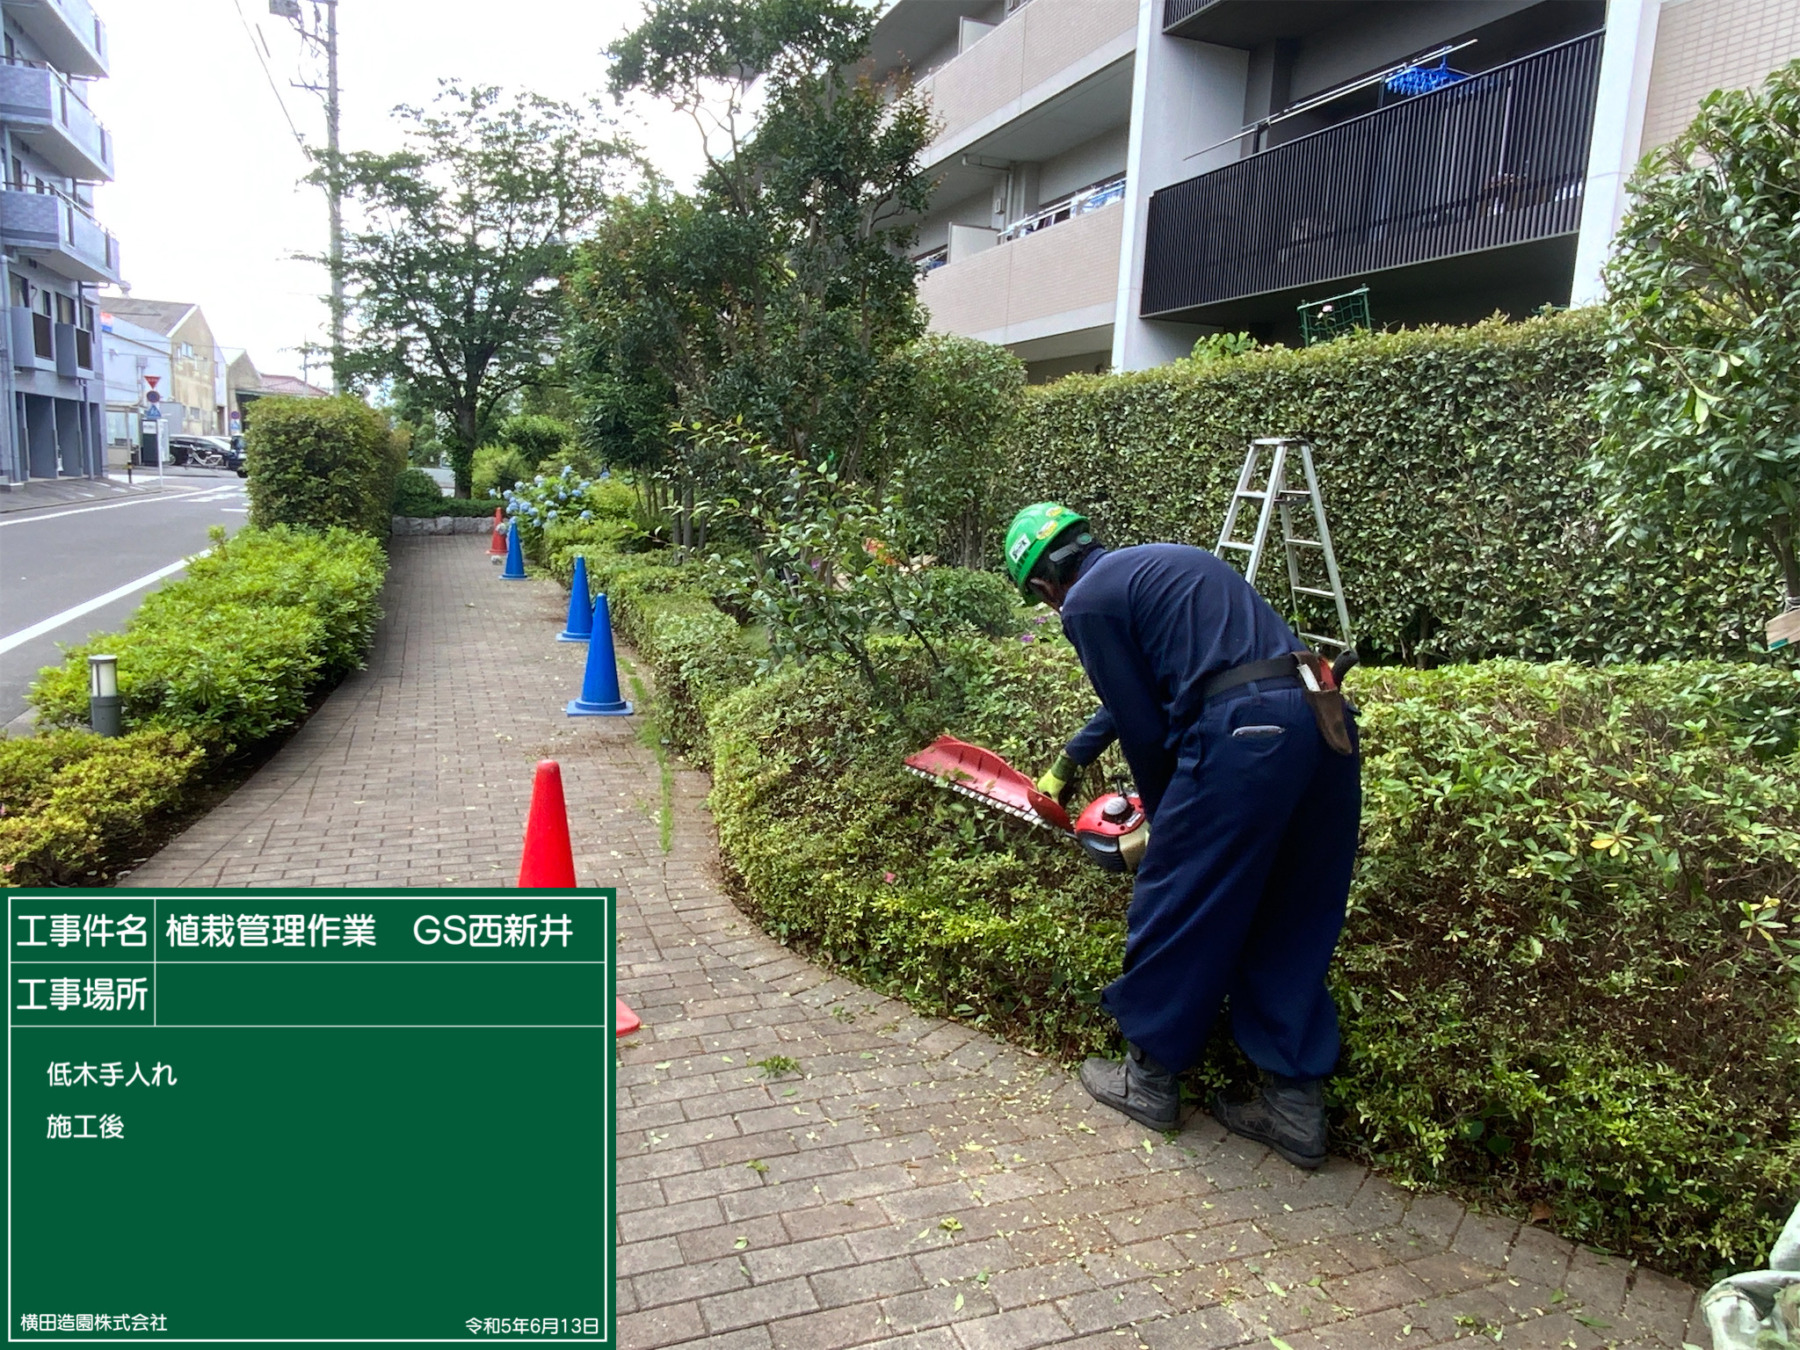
[488,508,508,561]
[517,760,577,888]
[616,999,641,1037]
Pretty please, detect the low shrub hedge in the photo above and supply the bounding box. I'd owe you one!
[396,497,500,520]
[8,524,387,889]
[703,633,1800,1279]
[392,467,446,515]
[392,467,498,518]
[0,729,205,887]
[29,526,386,750]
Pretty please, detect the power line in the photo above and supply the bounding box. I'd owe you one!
[230,0,307,152]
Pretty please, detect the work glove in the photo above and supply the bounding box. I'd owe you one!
[1034,752,1081,806]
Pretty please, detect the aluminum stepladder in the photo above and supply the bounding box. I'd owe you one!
[1215,437,1353,654]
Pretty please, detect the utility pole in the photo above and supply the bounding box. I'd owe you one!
[323,0,343,391]
[272,0,343,392]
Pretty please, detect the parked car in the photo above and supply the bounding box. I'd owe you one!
[168,435,243,472]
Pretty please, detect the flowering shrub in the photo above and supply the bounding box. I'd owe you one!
[495,465,624,555]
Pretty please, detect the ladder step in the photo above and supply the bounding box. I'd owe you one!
[1292,586,1337,599]
[1299,632,1349,648]
[1218,541,1254,552]
[1233,490,1270,500]
[1286,538,1323,548]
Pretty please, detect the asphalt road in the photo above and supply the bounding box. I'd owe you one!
[0,470,250,727]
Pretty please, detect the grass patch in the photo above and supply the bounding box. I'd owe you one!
[624,667,672,854]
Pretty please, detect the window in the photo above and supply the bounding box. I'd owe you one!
[11,275,28,309]
[179,341,194,359]
[9,157,20,189]
[55,293,73,326]
[81,303,94,333]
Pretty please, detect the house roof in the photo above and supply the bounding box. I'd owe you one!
[98,298,199,335]
[258,373,332,398]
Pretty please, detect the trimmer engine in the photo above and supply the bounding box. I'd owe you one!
[1073,791,1149,873]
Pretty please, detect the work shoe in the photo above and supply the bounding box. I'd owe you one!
[1211,1073,1327,1170]
[1079,1043,1180,1131]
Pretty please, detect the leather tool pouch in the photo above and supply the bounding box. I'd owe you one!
[1293,652,1355,756]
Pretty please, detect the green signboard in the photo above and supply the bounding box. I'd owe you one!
[7,889,617,1346]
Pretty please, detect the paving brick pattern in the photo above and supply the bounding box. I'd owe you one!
[124,539,1702,1350]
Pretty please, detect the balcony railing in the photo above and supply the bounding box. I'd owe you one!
[1000,175,1126,242]
[0,186,120,284]
[1141,33,1603,319]
[0,58,114,180]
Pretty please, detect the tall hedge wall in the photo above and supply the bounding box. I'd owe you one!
[1010,312,1784,666]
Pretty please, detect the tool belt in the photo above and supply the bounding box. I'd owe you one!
[1201,653,1355,757]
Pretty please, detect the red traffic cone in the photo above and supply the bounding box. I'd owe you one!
[517,760,577,888]
[488,508,508,560]
[616,998,641,1037]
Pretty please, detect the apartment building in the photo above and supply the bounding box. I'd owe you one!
[871,0,1800,379]
[0,0,118,484]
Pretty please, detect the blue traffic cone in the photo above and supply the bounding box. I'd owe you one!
[501,520,527,580]
[557,555,595,643]
[566,593,633,716]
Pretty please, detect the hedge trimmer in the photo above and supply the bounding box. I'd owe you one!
[903,736,1147,873]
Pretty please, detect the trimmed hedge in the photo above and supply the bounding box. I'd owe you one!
[29,526,386,750]
[246,395,401,538]
[1010,311,1787,666]
[704,634,1800,1278]
[0,729,205,887]
[8,524,387,888]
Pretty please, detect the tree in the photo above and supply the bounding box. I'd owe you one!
[568,0,934,539]
[321,83,633,495]
[1593,60,1800,612]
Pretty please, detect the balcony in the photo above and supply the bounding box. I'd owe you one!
[1141,34,1603,326]
[0,187,120,283]
[0,60,113,180]
[910,0,1136,164]
[920,196,1122,349]
[3,0,109,77]
[10,305,53,368]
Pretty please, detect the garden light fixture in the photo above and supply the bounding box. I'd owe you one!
[88,654,120,738]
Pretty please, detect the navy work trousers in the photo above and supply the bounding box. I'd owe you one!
[1102,682,1361,1079]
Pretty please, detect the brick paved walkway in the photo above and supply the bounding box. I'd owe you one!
[124,539,1703,1350]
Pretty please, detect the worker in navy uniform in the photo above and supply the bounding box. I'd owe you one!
[1002,502,1361,1169]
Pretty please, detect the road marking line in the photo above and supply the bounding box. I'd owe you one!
[0,550,209,656]
[0,490,208,528]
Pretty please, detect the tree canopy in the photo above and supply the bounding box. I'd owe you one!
[567,0,934,539]
[322,83,634,494]
[1593,59,1800,610]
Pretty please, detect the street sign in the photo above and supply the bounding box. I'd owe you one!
[143,389,160,404]
[142,404,161,421]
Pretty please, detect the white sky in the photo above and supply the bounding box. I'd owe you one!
[88,0,710,384]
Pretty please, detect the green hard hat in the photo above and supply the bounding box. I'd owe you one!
[1004,502,1090,600]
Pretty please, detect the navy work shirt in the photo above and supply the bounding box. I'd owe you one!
[1058,544,1302,819]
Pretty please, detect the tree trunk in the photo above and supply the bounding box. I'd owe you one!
[449,403,480,498]
[1771,523,1800,609]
